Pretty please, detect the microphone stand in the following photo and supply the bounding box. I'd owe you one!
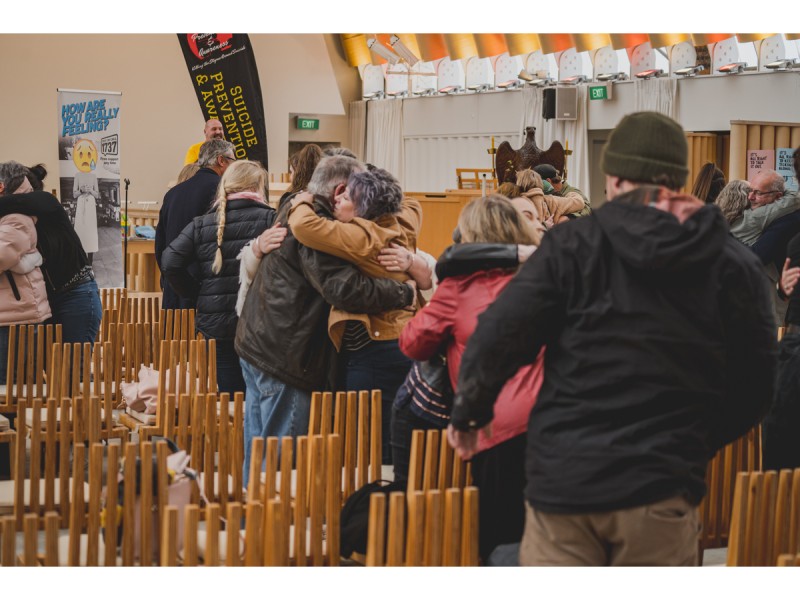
[123,178,130,289]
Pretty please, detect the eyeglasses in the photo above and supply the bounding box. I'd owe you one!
[220,155,236,163]
[747,188,779,197]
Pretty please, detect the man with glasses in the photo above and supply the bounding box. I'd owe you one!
[730,170,799,246]
[156,139,236,309]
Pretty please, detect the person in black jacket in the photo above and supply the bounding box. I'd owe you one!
[448,112,777,566]
[161,160,278,395]
[235,155,416,487]
[0,163,101,346]
[155,139,236,309]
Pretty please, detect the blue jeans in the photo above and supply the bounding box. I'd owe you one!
[240,358,311,488]
[48,279,102,344]
[341,339,412,465]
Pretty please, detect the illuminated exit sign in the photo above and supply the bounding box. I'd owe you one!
[588,84,610,101]
[296,117,320,130]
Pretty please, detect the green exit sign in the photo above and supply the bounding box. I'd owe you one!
[296,117,320,130]
[589,84,610,101]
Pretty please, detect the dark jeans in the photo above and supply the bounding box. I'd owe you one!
[763,332,800,470]
[48,279,102,345]
[341,339,412,465]
[214,337,245,396]
[390,400,442,482]
[470,433,528,563]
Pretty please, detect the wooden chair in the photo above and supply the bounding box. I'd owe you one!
[365,485,480,566]
[699,426,762,553]
[727,468,800,566]
[1,324,62,413]
[456,168,497,191]
[307,390,384,503]
[406,429,471,496]
[777,553,800,566]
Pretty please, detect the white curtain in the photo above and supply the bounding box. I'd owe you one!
[365,99,404,184]
[518,86,590,196]
[348,100,367,161]
[634,78,677,118]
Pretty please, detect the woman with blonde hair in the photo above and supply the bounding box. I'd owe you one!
[715,180,751,226]
[161,160,281,394]
[399,194,545,561]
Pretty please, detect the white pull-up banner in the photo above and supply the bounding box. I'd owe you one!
[57,88,123,287]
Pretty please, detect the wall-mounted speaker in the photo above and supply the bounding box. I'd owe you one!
[542,88,556,120]
[555,86,578,120]
[542,87,578,121]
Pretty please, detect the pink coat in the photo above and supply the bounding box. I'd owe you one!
[0,213,51,325]
[399,268,544,453]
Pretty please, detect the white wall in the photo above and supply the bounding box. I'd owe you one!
[0,33,359,207]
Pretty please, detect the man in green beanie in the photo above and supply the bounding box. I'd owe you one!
[447,111,777,566]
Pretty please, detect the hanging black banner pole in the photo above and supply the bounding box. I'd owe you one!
[176,34,268,169]
[123,177,130,289]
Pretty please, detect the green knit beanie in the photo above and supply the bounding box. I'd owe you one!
[601,111,689,188]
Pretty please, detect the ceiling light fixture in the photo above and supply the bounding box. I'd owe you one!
[595,72,628,82]
[362,91,385,100]
[412,88,436,96]
[674,65,705,77]
[765,58,799,70]
[389,35,420,67]
[635,68,664,80]
[559,75,588,85]
[496,79,521,89]
[717,62,747,74]
[467,83,491,93]
[386,90,408,98]
[438,85,463,95]
[367,37,400,64]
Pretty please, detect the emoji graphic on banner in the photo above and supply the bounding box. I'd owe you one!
[72,138,100,254]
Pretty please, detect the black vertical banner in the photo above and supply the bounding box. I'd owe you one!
[177,34,268,169]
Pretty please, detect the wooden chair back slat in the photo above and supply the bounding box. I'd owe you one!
[225,502,242,567]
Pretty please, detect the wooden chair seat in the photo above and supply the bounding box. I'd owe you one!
[0,478,90,514]
[23,406,110,430]
[197,472,242,501]
[124,406,156,426]
[0,414,9,432]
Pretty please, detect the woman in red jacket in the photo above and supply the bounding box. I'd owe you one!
[399,194,544,561]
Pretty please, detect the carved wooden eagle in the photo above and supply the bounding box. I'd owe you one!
[495,126,566,184]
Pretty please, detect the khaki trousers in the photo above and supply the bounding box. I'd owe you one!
[519,496,700,566]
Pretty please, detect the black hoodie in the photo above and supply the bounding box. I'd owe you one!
[451,187,777,514]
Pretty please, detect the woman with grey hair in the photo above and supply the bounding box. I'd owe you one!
[715,180,751,226]
[284,166,432,463]
[0,161,102,348]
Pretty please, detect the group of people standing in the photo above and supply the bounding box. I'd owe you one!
[5,109,797,566]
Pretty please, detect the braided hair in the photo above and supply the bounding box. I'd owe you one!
[211,160,268,274]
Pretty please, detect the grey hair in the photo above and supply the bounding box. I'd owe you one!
[715,180,750,225]
[198,139,235,168]
[348,168,403,221]
[760,169,786,194]
[307,155,364,200]
[0,161,28,195]
[323,147,358,160]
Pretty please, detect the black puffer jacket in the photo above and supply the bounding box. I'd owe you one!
[235,197,414,393]
[161,198,276,340]
[452,187,777,514]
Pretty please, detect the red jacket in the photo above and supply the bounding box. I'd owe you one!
[399,268,543,453]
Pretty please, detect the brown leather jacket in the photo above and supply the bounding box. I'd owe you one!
[235,197,414,392]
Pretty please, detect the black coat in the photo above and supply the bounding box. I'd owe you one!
[155,168,220,308]
[235,197,414,393]
[160,198,276,340]
[451,187,777,514]
[0,192,90,295]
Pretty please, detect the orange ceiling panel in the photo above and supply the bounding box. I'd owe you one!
[539,34,575,54]
[475,34,508,57]
[416,34,449,62]
[609,34,651,50]
[504,34,541,56]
